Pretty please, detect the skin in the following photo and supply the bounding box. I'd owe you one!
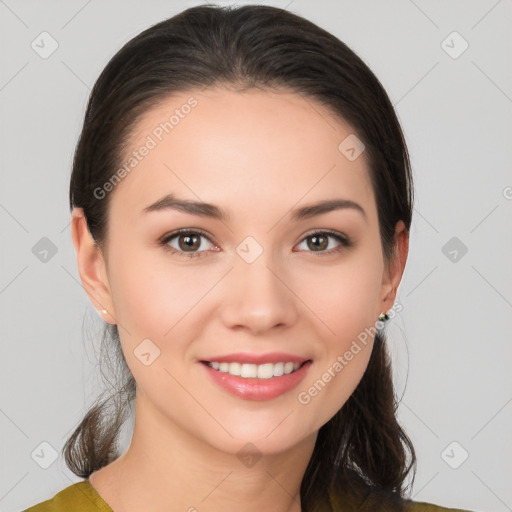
[71,87,408,512]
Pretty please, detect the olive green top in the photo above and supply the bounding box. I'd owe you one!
[23,480,474,511]
[23,481,112,512]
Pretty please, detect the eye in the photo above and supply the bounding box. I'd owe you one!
[295,230,352,255]
[159,228,352,259]
[159,229,219,259]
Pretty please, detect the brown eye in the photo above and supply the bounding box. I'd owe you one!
[177,233,201,251]
[160,229,218,258]
[306,234,329,251]
[296,230,352,255]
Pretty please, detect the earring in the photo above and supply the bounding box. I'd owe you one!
[378,312,389,322]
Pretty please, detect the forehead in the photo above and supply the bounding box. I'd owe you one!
[109,87,375,224]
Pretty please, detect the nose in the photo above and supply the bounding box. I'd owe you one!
[219,252,299,334]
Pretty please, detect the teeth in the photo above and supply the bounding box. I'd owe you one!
[207,361,302,379]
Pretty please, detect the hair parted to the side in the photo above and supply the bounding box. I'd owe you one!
[65,4,416,510]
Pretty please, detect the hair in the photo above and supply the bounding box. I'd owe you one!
[65,4,416,510]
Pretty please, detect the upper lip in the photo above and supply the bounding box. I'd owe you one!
[200,352,311,365]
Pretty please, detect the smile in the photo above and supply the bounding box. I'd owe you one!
[204,361,303,379]
[200,360,312,401]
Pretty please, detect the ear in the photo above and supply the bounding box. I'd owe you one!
[378,220,409,316]
[70,207,117,324]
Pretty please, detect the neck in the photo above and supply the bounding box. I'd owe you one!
[89,392,318,512]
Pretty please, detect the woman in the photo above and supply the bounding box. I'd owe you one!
[24,4,474,511]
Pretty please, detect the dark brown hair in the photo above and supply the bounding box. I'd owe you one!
[65,4,416,510]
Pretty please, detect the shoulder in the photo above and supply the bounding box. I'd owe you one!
[327,472,475,512]
[400,499,475,512]
[360,490,475,512]
[360,491,475,512]
[22,481,112,512]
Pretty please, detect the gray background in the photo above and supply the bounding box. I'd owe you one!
[1,1,511,511]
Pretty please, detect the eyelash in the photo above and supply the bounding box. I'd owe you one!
[158,228,352,259]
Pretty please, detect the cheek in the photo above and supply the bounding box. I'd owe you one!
[291,248,382,426]
[294,249,383,336]
[108,245,220,335]
[106,254,208,400]
[106,252,229,392]
[295,293,377,434]
[296,342,373,436]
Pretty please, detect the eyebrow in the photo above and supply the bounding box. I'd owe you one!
[142,193,367,222]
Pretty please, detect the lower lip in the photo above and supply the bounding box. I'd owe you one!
[200,361,313,401]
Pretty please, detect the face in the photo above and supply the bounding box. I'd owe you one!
[73,87,406,457]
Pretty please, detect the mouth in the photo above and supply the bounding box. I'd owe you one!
[200,360,311,379]
[199,358,313,401]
